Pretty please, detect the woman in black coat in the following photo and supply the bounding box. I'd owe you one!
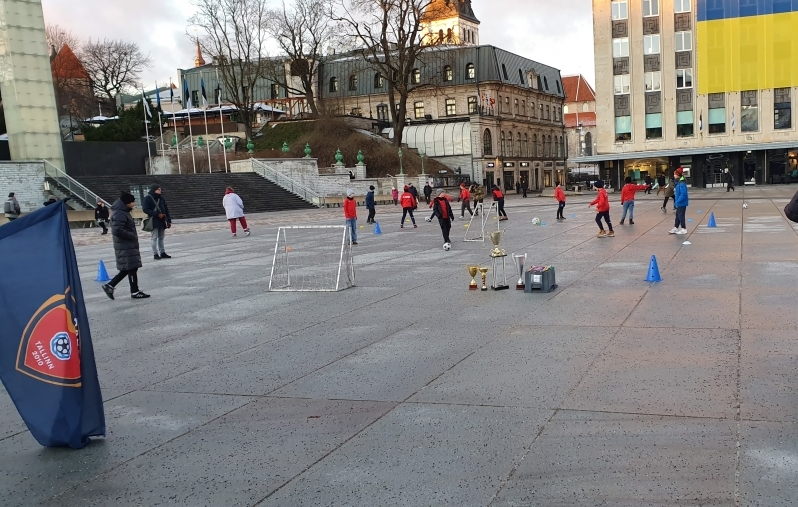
[95,199,110,234]
[102,192,150,300]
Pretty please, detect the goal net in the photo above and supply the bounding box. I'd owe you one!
[464,202,499,242]
[269,226,355,292]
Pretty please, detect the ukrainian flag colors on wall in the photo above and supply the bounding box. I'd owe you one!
[697,0,798,94]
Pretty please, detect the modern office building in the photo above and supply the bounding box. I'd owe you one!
[572,0,798,187]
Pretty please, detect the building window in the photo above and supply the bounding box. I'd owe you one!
[532,134,538,157]
[516,131,522,156]
[374,73,384,88]
[468,96,478,114]
[644,34,660,55]
[539,104,544,118]
[675,31,692,52]
[583,103,589,112]
[584,132,593,155]
[446,28,453,42]
[676,69,693,88]
[523,133,529,156]
[483,129,493,155]
[646,113,663,139]
[414,101,425,119]
[270,84,280,99]
[643,0,659,17]
[500,131,506,156]
[376,104,389,121]
[612,0,628,20]
[741,90,758,132]
[546,105,550,119]
[508,132,514,156]
[547,135,553,157]
[443,65,453,82]
[514,99,519,114]
[349,75,358,91]
[615,116,632,141]
[445,98,456,116]
[775,88,792,130]
[674,0,691,13]
[614,75,630,94]
[612,38,629,58]
[644,71,661,91]
[544,76,549,90]
[505,96,510,113]
[708,97,726,134]
[466,63,475,79]
[521,100,526,115]
[555,136,560,157]
[412,68,420,84]
[191,90,199,106]
[676,110,694,137]
[564,105,569,114]
[502,64,509,80]
[531,102,536,117]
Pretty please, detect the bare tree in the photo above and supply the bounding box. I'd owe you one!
[45,24,83,55]
[190,0,270,141]
[264,0,335,116]
[333,0,444,147]
[80,39,152,111]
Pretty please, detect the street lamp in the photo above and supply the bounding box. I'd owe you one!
[398,148,404,175]
[420,151,426,175]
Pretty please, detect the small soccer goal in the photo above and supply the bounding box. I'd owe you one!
[269,226,355,292]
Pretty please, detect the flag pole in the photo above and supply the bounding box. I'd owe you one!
[142,90,153,174]
[171,79,182,174]
[216,67,228,173]
[155,82,165,155]
[201,74,212,172]
[184,79,197,174]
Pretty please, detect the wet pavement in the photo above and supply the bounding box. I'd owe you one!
[2,186,798,506]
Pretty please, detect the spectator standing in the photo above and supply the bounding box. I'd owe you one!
[725,168,735,192]
[408,183,419,203]
[391,187,399,206]
[669,167,689,235]
[95,199,109,234]
[365,185,376,224]
[142,184,173,260]
[423,183,432,204]
[4,192,20,221]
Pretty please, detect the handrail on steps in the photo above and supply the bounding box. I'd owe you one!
[42,160,110,208]
[251,159,322,206]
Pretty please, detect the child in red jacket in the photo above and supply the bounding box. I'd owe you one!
[399,185,417,228]
[343,188,358,245]
[619,176,649,225]
[459,183,473,219]
[431,188,455,249]
[588,180,614,238]
[554,182,566,220]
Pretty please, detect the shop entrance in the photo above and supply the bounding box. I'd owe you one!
[520,170,529,190]
[503,171,515,191]
[543,170,553,188]
[485,171,495,189]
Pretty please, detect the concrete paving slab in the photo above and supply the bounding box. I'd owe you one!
[628,286,741,330]
[740,329,798,422]
[741,287,798,330]
[739,422,798,506]
[519,287,648,327]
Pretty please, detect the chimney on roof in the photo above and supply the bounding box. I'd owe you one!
[194,39,206,67]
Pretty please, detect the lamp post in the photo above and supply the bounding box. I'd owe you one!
[420,151,426,175]
[398,147,404,175]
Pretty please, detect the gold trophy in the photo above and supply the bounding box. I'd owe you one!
[478,267,489,291]
[489,230,504,257]
[467,265,479,290]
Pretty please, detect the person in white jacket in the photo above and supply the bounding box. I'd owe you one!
[223,187,251,237]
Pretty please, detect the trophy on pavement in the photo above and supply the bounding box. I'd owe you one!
[467,265,479,290]
[488,230,504,257]
[478,266,489,291]
[512,253,527,290]
[488,230,508,290]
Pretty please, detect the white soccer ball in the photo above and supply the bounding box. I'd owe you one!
[743,203,748,209]
[531,217,541,226]
[443,242,451,251]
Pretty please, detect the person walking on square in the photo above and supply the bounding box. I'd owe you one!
[554,182,566,220]
[391,187,398,205]
[344,188,358,244]
[656,174,666,196]
[725,168,735,192]
[102,192,149,300]
[400,185,417,228]
[423,182,432,204]
[95,198,109,234]
[589,180,614,238]
[408,182,419,204]
[4,192,20,222]
[458,182,473,219]
[644,174,653,194]
[471,183,484,215]
[431,189,455,249]
[670,167,689,235]
[142,184,172,259]
[516,181,521,194]
[492,185,508,220]
[619,177,649,225]
[662,177,675,212]
[223,187,250,238]
[365,185,376,224]
[522,180,528,198]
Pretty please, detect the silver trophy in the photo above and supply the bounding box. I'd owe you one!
[512,253,527,290]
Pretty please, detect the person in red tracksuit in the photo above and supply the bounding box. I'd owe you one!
[554,182,566,220]
[431,188,455,248]
[343,188,358,245]
[588,180,614,237]
[492,185,507,220]
[458,183,473,219]
[399,185,417,228]
[619,176,649,225]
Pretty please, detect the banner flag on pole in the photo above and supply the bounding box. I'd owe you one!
[142,90,152,118]
[201,77,208,108]
[0,202,106,448]
[183,78,192,109]
[155,82,161,110]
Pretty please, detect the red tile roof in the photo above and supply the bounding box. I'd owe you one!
[564,112,596,128]
[51,44,90,80]
[562,75,596,103]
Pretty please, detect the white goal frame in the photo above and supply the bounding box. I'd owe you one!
[464,202,499,242]
[269,225,355,292]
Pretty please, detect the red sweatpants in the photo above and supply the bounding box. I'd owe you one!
[229,217,248,233]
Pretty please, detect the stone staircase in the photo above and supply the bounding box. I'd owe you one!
[70,173,316,219]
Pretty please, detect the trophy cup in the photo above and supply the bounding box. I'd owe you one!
[467,265,479,290]
[488,230,504,257]
[478,267,489,291]
[512,253,527,290]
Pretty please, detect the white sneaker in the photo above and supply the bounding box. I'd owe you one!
[668,227,679,234]
[676,228,687,235]
[245,229,251,236]
[232,233,237,238]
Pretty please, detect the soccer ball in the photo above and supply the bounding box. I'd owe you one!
[443,242,451,251]
[425,217,432,222]
[531,217,541,226]
[743,203,748,209]
[51,333,71,360]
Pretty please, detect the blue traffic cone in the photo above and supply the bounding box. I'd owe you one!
[95,260,110,282]
[708,213,717,228]
[645,255,662,283]
[374,221,382,235]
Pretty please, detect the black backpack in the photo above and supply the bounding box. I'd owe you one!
[785,190,798,223]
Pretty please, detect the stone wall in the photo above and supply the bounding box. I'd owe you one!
[0,161,46,212]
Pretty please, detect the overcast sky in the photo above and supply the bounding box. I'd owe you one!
[41,0,595,90]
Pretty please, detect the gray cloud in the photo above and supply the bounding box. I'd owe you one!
[42,0,595,90]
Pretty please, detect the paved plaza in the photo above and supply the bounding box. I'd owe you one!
[2,187,798,506]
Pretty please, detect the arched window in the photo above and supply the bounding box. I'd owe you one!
[466,63,475,80]
[348,75,358,91]
[507,132,513,156]
[514,98,519,115]
[500,131,506,156]
[374,73,384,89]
[530,102,535,117]
[563,105,569,114]
[539,104,543,118]
[583,103,589,112]
[585,132,593,156]
[498,95,502,112]
[546,105,550,119]
[555,136,560,157]
[547,135,552,157]
[516,131,522,157]
[532,134,538,157]
[438,29,444,43]
[443,65,453,82]
[523,133,529,157]
[411,68,421,84]
[329,77,338,92]
[521,100,525,116]
[447,28,453,42]
[483,129,493,155]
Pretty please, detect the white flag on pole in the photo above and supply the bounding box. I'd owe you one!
[142,91,152,118]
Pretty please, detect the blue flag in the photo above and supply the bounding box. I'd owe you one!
[156,82,161,110]
[0,202,105,448]
[200,77,208,107]
[183,78,191,109]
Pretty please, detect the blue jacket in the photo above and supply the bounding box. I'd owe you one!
[674,178,689,207]
[365,191,375,209]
